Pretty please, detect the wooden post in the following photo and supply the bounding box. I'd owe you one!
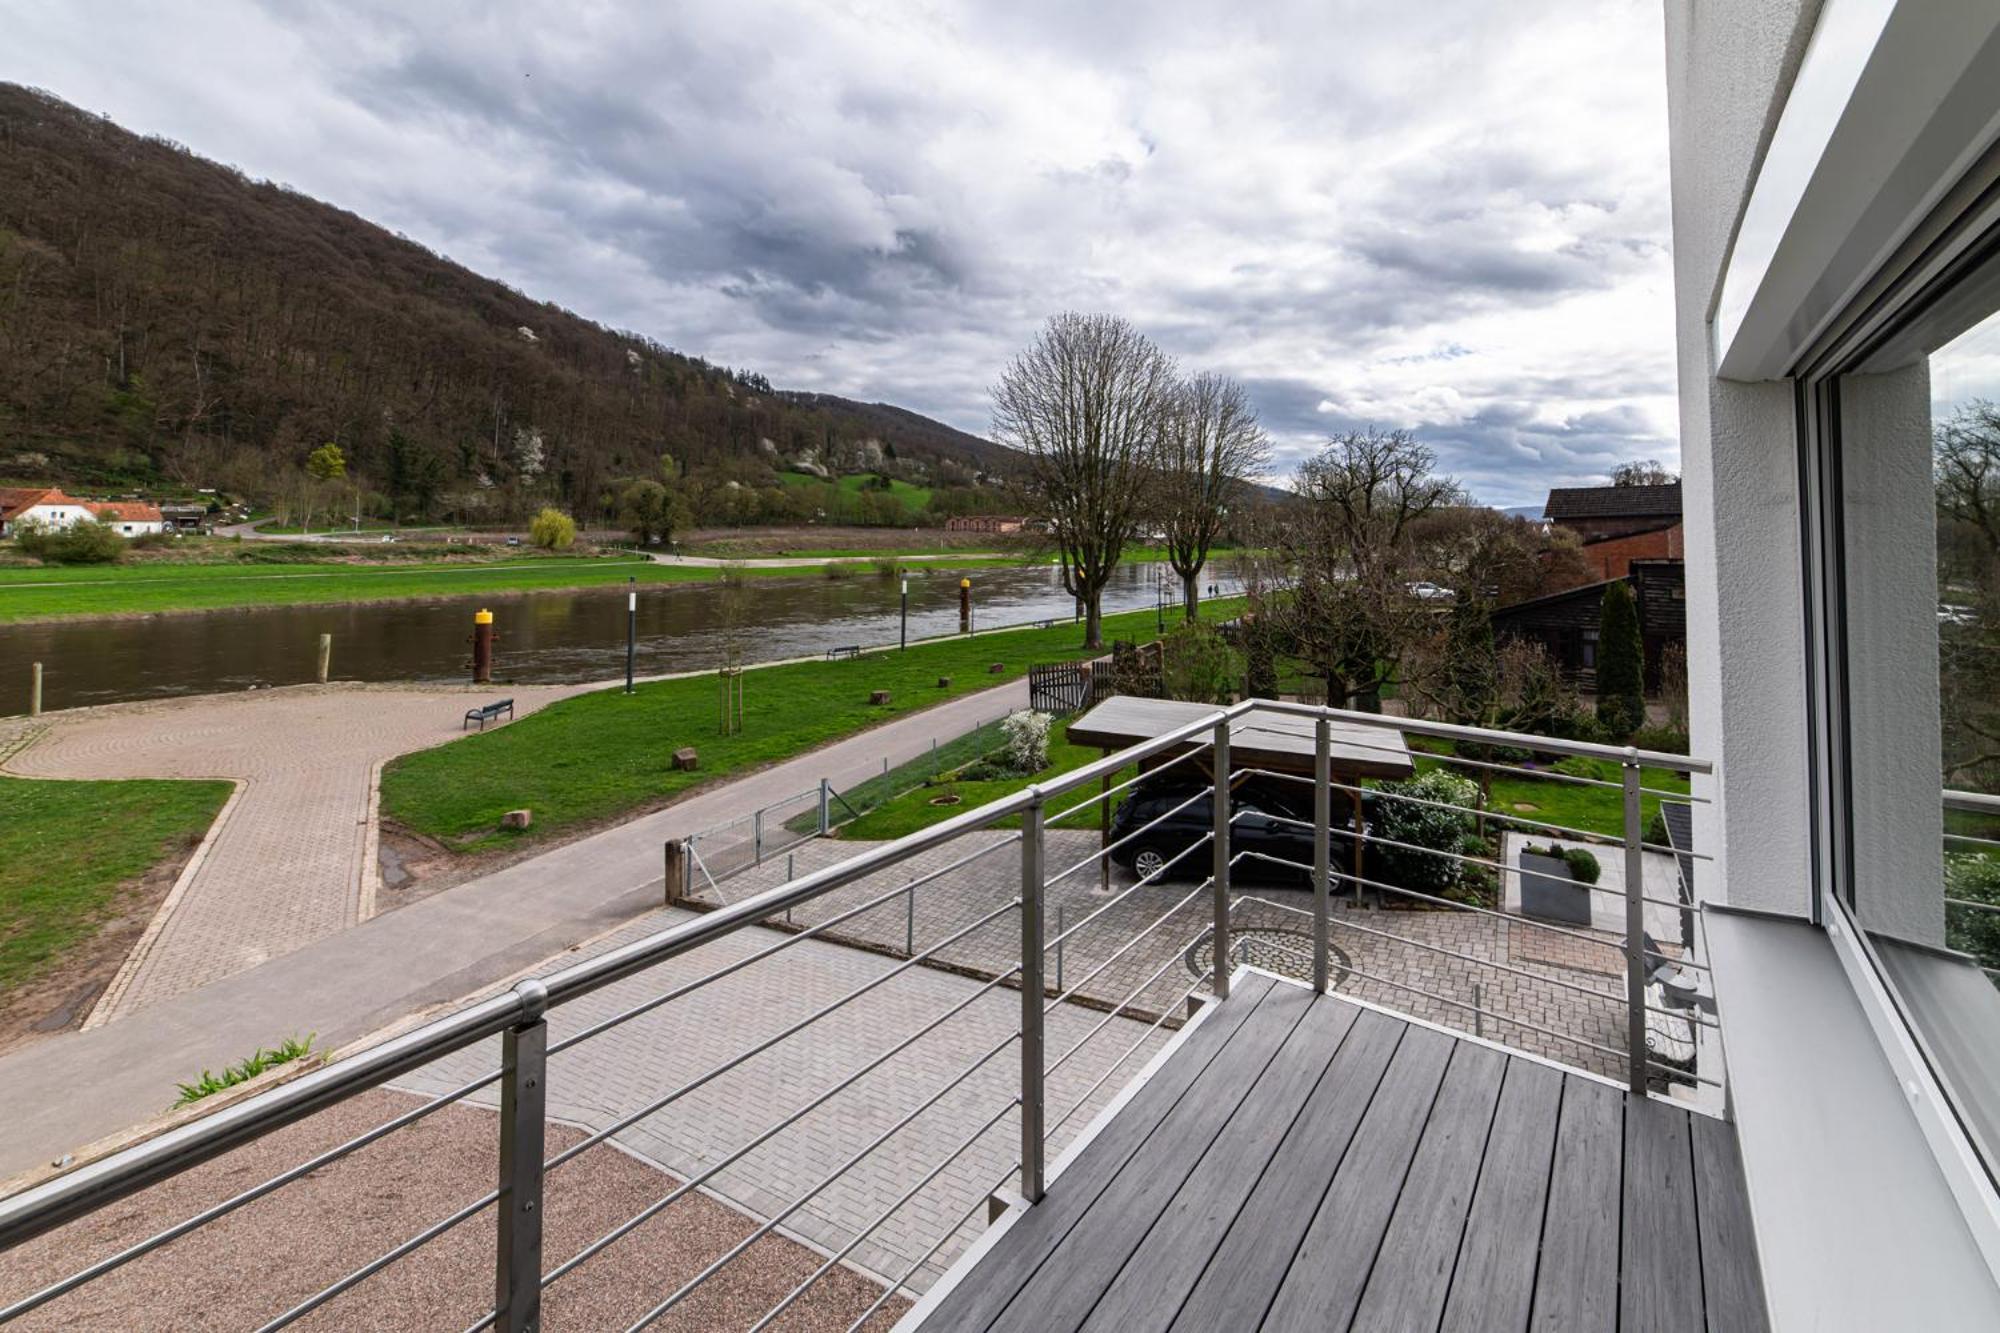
[473,610,495,685]
[316,633,332,684]
[29,662,42,718]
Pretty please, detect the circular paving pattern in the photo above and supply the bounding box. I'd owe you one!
[1185,926,1351,988]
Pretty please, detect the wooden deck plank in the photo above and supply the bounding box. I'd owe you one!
[1621,1090,1704,1331]
[1074,996,1360,1331]
[1691,1111,1771,1333]
[1530,1075,1624,1333]
[1166,1004,1408,1332]
[987,982,1318,1331]
[1258,1021,1457,1330]
[1437,1058,1564,1333]
[917,972,1280,1330]
[1350,1041,1510,1332]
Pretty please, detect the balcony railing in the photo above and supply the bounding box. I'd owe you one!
[0,700,1713,1331]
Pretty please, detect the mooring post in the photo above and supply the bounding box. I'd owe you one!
[316,633,332,684]
[959,577,971,634]
[29,662,42,718]
[473,609,495,685]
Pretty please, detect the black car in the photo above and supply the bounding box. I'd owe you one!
[1108,777,1370,886]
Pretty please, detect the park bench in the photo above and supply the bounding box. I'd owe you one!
[825,645,861,660]
[463,698,515,730]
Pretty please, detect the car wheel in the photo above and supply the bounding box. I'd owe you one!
[1131,846,1168,882]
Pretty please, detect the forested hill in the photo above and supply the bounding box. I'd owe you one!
[0,83,1011,521]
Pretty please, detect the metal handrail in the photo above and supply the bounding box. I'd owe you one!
[0,695,1718,1330]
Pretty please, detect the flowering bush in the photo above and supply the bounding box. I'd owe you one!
[1001,709,1053,775]
[1373,768,1482,895]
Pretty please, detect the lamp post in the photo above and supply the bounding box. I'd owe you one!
[900,576,909,650]
[625,576,637,695]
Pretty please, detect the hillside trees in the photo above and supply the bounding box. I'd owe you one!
[0,84,1008,518]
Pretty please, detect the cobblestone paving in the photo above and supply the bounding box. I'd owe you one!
[391,906,1168,1296]
[709,831,1681,1083]
[4,683,584,1020]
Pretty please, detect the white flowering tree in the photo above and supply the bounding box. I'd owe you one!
[1002,710,1054,775]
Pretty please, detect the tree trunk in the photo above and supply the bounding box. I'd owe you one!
[1083,593,1104,650]
[1182,571,1200,620]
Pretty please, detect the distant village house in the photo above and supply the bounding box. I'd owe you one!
[944,514,1026,534]
[0,487,164,537]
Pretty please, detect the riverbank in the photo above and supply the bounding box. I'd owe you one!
[382,600,1243,851]
[0,547,1031,625]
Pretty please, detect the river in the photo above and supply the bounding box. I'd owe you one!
[1,560,1231,715]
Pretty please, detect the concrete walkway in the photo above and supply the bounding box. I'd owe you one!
[0,675,1029,1179]
[4,683,587,1021]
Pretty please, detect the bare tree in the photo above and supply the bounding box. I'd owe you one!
[1276,428,1465,710]
[1610,458,1677,486]
[1156,371,1269,618]
[993,312,1175,648]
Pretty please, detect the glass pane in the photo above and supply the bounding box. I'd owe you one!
[1843,305,2000,1186]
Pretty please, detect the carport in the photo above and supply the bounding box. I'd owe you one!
[1065,696,1415,894]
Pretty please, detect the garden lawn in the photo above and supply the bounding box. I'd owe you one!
[0,775,232,992]
[1407,744,1691,839]
[381,601,1242,850]
[833,719,1139,841]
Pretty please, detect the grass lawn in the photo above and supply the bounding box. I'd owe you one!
[0,775,232,993]
[1408,742,1691,839]
[778,472,935,509]
[381,601,1239,851]
[0,549,1030,623]
[833,719,1141,841]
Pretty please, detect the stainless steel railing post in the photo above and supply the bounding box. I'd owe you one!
[817,778,831,835]
[1213,718,1232,1001]
[496,980,549,1333]
[1020,788,1047,1203]
[1622,752,1647,1095]
[1314,717,1331,995]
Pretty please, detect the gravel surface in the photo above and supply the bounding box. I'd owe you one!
[0,1089,903,1331]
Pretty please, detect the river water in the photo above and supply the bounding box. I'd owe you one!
[2,560,1228,715]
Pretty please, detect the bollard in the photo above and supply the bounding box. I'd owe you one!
[29,662,41,718]
[316,633,332,684]
[959,578,971,634]
[473,609,495,685]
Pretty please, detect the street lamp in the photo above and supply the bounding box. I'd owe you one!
[625,576,637,695]
[900,576,909,650]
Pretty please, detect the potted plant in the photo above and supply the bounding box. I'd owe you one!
[1518,842,1601,925]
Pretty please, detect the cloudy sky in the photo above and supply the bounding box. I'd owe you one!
[7,0,1678,506]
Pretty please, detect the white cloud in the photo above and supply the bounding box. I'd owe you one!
[3,0,1677,506]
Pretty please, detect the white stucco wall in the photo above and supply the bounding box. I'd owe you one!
[1840,362,1945,946]
[1665,0,1826,917]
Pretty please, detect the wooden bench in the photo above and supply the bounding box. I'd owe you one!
[463,698,515,730]
[825,645,861,660]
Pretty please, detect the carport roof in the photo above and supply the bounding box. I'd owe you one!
[1066,696,1415,780]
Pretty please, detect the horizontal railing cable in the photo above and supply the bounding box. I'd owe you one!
[1044,880,1213,1015]
[840,1162,1022,1333]
[1044,832,1213,951]
[1045,787,1213,886]
[1047,967,1216,1138]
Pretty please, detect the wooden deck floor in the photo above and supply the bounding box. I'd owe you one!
[916,973,1767,1332]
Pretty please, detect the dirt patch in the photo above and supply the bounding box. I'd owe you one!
[0,835,203,1056]
[0,1088,904,1331]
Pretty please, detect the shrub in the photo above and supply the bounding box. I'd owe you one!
[1945,853,2000,971]
[1551,755,1611,781]
[176,1034,315,1105]
[1632,723,1690,755]
[1160,619,1241,705]
[16,518,126,564]
[822,560,855,579]
[1373,768,1482,894]
[528,507,576,550]
[1595,580,1646,739]
[1524,843,1603,883]
[1001,710,1054,774]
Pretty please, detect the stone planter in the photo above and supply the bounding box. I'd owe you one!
[1520,851,1592,926]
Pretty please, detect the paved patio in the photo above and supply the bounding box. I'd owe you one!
[2,683,587,1022]
[391,903,1168,1296]
[701,830,1658,1083]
